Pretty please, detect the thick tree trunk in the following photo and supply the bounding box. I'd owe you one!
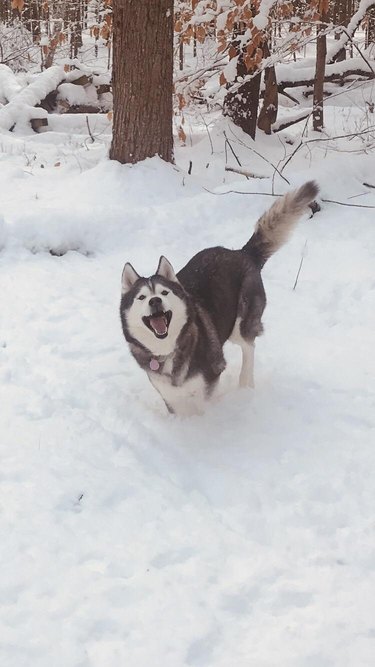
[224,53,261,140]
[109,0,174,164]
[223,19,262,140]
[224,72,261,139]
[313,21,327,132]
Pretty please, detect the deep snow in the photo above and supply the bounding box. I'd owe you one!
[0,109,375,667]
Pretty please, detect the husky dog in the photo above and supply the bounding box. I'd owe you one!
[120,181,318,416]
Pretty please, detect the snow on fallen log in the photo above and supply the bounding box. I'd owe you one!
[0,65,65,131]
[0,64,23,104]
[272,109,312,132]
[327,0,375,64]
[276,57,374,90]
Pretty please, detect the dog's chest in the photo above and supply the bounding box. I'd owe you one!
[148,370,207,417]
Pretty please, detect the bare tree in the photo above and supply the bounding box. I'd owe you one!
[313,4,328,132]
[109,0,174,164]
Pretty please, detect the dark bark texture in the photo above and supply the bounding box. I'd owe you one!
[332,0,353,61]
[109,0,174,164]
[366,6,375,47]
[223,21,262,140]
[313,19,328,132]
[257,43,278,135]
[224,62,261,140]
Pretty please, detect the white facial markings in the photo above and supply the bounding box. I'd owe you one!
[125,281,188,356]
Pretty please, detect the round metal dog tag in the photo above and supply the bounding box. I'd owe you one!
[149,359,160,371]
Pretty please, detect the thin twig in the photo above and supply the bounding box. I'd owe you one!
[225,166,268,179]
[338,28,375,77]
[223,131,248,180]
[202,187,282,197]
[199,114,214,155]
[85,115,95,143]
[293,241,308,291]
[279,89,300,105]
[223,131,244,166]
[347,191,369,199]
[201,188,375,209]
[227,125,290,185]
[280,122,375,175]
[279,114,311,175]
[321,198,375,209]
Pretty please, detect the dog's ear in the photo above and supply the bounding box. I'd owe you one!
[121,262,140,294]
[156,256,179,283]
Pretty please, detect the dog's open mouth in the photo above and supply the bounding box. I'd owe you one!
[143,311,172,339]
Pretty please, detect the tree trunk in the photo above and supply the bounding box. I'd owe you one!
[224,67,261,139]
[223,22,262,141]
[332,0,352,62]
[313,20,327,132]
[257,43,278,135]
[109,0,174,164]
[366,6,375,47]
[70,2,83,59]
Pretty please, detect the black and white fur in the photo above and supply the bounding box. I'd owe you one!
[120,181,319,416]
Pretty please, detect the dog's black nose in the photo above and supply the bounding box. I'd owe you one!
[149,296,162,309]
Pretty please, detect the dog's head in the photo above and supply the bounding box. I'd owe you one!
[120,256,188,355]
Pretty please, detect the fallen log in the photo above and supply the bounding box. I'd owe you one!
[272,110,312,133]
[31,118,48,132]
[0,65,65,131]
[0,64,22,103]
[278,68,374,92]
[0,65,112,131]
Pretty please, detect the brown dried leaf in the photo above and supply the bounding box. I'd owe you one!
[196,26,206,43]
[219,71,227,86]
[217,32,227,53]
[255,47,263,65]
[244,53,255,71]
[100,25,110,40]
[226,12,235,32]
[11,0,25,11]
[178,125,186,145]
[177,93,186,110]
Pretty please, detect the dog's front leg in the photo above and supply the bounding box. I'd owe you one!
[239,340,255,388]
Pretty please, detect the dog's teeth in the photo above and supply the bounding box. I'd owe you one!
[150,315,167,336]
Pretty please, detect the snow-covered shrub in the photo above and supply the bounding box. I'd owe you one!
[0,20,38,73]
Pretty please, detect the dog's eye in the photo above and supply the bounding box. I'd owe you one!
[138,294,146,301]
[161,290,169,296]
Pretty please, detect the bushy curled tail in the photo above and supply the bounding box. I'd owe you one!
[242,181,319,269]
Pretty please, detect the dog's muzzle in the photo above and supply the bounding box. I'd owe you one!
[142,310,172,339]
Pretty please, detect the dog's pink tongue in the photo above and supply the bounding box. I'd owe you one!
[150,315,167,335]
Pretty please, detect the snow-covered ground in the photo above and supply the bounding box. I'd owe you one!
[1,106,375,666]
